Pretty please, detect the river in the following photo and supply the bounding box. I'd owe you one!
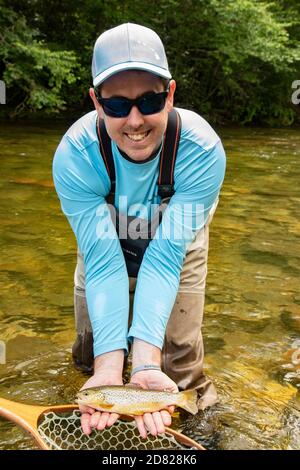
[0,121,299,449]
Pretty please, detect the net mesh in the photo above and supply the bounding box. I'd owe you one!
[37,410,194,450]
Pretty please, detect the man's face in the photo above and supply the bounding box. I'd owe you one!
[90,70,176,161]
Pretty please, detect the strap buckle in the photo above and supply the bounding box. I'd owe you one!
[158,184,175,199]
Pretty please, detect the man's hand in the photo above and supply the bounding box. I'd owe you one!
[79,351,124,435]
[130,369,178,439]
[79,370,123,435]
[78,347,178,440]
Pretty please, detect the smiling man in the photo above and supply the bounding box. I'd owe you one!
[53,23,226,438]
[95,70,171,160]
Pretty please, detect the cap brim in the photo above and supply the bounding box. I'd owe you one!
[93,61,172,87]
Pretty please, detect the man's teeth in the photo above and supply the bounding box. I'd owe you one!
[126,131,149,141]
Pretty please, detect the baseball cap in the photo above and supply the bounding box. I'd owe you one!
[92,23,172,88]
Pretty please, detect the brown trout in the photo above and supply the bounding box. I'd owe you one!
[76,385,198,415]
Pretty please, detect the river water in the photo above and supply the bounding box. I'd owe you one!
[0,121,299,449]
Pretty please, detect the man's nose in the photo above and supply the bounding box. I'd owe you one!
[126,105,145,128]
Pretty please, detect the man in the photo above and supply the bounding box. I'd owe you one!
[53,23,226,438]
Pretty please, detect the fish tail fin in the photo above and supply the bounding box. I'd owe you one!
[178,389,198,415]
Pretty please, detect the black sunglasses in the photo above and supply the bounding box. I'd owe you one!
[95,87,169,118]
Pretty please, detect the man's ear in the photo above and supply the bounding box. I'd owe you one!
[166,79,176,112]
[89,88,104,119]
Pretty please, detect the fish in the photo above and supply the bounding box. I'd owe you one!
[76,385,198,415]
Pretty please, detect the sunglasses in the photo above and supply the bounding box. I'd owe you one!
[95,87,169,118]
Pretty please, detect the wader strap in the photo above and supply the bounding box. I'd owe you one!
[96,117,116,202]
[158,108,182,199]
[96,109,181,202]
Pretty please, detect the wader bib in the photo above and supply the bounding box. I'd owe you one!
[96,108,181,277]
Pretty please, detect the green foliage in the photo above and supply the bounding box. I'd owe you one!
[0,0,299,125]
[0,3,78,117]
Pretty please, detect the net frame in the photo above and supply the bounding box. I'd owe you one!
[0,397,205,450]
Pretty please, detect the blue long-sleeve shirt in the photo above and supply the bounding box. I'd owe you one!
[53,108,226,357]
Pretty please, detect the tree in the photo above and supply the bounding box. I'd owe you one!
[0,3,78,117]
[0,0,299,125]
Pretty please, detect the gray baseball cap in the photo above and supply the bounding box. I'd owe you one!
[92,23,172,88]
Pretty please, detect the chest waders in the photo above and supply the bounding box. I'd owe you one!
[96,109,182,278]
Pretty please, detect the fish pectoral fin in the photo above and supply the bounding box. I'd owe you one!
[96,403,114,410]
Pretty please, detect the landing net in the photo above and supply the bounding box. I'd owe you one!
[37,410,195,450]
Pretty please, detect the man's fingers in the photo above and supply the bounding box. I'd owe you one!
[152,412,165,434]
[106,413,120,427]
[160,410,172,426]
[96,412,120,430]
[135,415,148,439]
[81,409,120,433]
[97,412,111,430]
[90,411,101,428]
[81,413,92,435]
[143,413,158,436]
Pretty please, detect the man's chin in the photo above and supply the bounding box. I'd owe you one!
[121,144,156,162]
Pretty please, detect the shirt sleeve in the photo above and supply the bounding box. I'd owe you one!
[53,136,129,357]
[128,139,226,348]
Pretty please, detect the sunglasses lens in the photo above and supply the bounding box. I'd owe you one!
[102,99,131,118]
[139,93,167,115]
